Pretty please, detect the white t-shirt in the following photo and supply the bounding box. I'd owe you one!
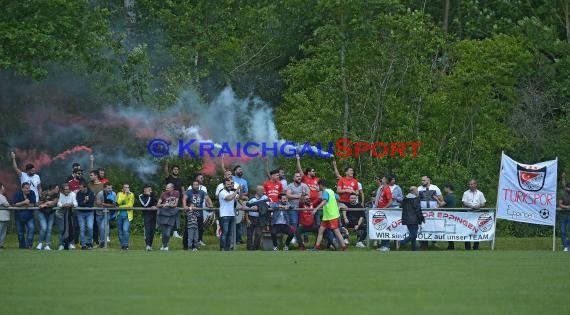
[418,184,441,209]
[215,182,239,196]
[20,173,41,200]
[0,194,10,221]
[462,190,486,208]
[218,189,236,217]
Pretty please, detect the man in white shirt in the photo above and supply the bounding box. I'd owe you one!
[11,152,41,199]
[218,178,240,251]
[56,184,78,250]
[462,179,486,250]
[418,175,443,249]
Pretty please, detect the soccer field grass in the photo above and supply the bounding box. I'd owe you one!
[1,245,568,315]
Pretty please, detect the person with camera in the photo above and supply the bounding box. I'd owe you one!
[218,178,240,251]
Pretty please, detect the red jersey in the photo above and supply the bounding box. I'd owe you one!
[337,177,359,203]
[263,180,283,203]
[376,185,393,208]
[302,175,320,202]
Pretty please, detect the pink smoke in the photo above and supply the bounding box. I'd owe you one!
[14,146,93,171]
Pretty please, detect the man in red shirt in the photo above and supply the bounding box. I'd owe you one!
[336,165,359,205]
[264,169,283,203]
[296,154,320,205]
[376,175,393,251]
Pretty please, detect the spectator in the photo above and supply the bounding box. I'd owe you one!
[334,161,359,206]
[462,179,486,250]
[295,195,318,250]
[342,193,367,248]
[13,182,37,249]
[11,151,42,200]
[311,179,347,251]
[183,180,207,251]
[36,184,59,250]
[376,175,393,252]
[270,193,295,251]
[245,185,269,251]
[218,178,240,251]
[221,157,248,245]
[0,183,11,248]
[286,171,310,244]
[76,183,95,249]
[95,183,116,248]
[164,162,184,239]
[116,183,134,250]
[89,155,108,184]
[88,170,104,245]
[138,184,158,251]
[399,186,424,251]
[56,184,77,250]
[418,175,443,249]
[263,169,283,203]
[157,183,180,251]
[441,182,457,250]
[388,174,404,208]
[194,173,213,246]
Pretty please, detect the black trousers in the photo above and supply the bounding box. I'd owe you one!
[246,216,262,250]
[271,224,294,247]
[143,211,157,247]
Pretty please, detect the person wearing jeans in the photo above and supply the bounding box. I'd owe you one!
[57,184,78,250]
[218,178,239,251]
[157,183,180,251]
[36,184,59,250]
[95,183,115,248]
[399,186,423,251]
[116,184,134,250]
[13,182,37,249]
[76,183,95,249]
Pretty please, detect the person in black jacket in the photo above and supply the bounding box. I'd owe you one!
[399,186,424,251]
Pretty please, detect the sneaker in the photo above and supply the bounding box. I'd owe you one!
[36,242,43,250]
[43,245,51,251]
[68,244,76,250]
[107,237,111,243]
[379,246,390,252]
[290,237,297,245]
[173,231,182,239]
[192,248,198,252]
[81,245,87,250]
[163,247,169,251]
[564,247,569,252]
[273,246,279,251]
[146,245,152,251]
[58,245,64,251]
[344,239,350,245]
[328,244,336,251]
[283,246,289,251]
[355,241,365,248]
[198,240,206,246]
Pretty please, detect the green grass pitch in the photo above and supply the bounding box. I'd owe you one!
[0,236,568,315]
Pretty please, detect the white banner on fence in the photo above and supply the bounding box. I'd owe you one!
[368,210,495,241]
[496,153,557,226]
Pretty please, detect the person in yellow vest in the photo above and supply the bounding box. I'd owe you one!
[116,183,134,250]
[311,179,347,251]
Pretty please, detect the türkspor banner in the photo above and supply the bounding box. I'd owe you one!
[368,210,495,241]
[496,153,557,226]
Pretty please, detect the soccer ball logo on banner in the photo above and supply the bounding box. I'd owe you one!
[372,211,388,230]
[517,164,546,192]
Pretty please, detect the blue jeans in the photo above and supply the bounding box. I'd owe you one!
[400,224,419,251]
[36,210,55,245]
[77,211,94,246]
[288,211,298,228]
[117,216,130,247]
[219,216,235,251]
[15,210,35,248]
[95,213,109,245]
[560,216,570,248]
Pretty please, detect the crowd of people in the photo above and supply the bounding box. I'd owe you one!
[0,151,525,253]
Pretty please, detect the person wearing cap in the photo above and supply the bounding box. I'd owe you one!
[11,151,42,200]
[558,182,570,252]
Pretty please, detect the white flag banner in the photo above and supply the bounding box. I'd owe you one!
[496,153,557,226]
[368,209,495,241]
